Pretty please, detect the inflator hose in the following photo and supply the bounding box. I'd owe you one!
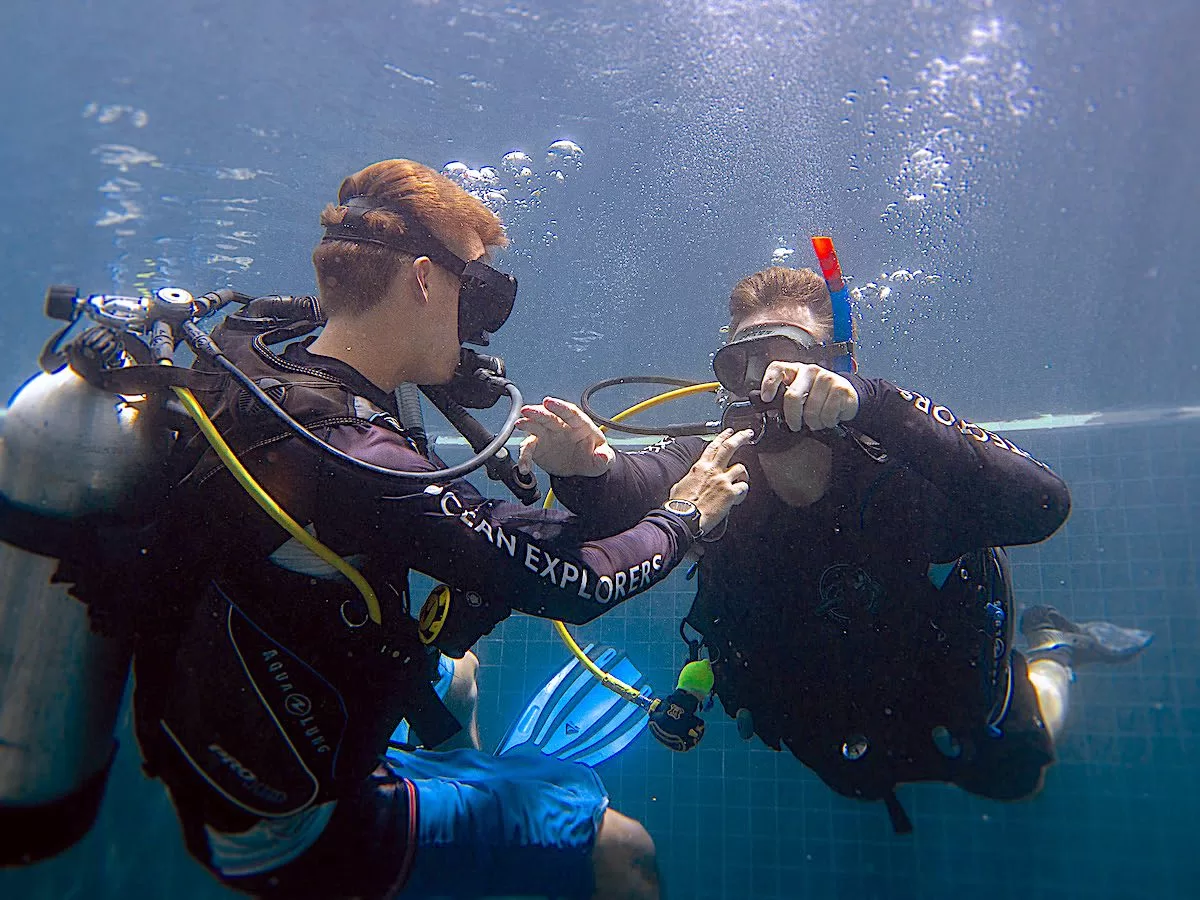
[548,380,721,712]
[170,382,384,625]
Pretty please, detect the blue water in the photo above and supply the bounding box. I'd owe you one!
[1,1,1197,897]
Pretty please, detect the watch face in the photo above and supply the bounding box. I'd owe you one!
[666,498,698,516]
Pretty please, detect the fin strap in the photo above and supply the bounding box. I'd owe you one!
[884,790,913,834]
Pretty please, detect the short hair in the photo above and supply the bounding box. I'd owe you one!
[311,159,508,316]
[728,266,833,335]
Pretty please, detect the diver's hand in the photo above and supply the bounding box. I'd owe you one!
[760,361,859,432]
[668,428,753,533]
[516,397,615,478]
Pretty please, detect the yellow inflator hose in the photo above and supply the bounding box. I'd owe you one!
[546,381,720,710]
[171,382,383,625]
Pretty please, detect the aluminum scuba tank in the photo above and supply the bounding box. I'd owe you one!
[0,363,166,865]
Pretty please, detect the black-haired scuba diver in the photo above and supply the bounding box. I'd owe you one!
[522,261,1153,833]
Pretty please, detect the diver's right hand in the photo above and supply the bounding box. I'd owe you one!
[516,397,616,478]
[668,428,753,533]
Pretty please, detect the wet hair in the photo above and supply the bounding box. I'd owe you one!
[311,159,508,316]
[728,266,833,336]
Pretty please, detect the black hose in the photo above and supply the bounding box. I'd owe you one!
[182,321,525,485]
[423,386,541,504]
[395,383,429,456]
[580,376,719,437]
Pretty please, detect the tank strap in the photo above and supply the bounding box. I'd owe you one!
[0,741,119,866]
[0,492,94,561]
[99,365,228,396]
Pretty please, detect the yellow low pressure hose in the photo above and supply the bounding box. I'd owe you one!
[171,383,383,625]
[546,381,720,709]
[171,375,717,648]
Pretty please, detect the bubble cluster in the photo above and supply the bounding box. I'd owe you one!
[92,144,161,174]
[440,139,585,223]
[850,268,944,326]
[847,13,1041,237]
[83,102,149,128]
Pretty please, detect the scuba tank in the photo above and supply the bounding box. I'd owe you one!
[0,284,238,866]
[0,361,167,865]
[0,282,540,866]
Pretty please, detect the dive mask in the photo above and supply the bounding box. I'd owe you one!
[455,258,516,347]
[322,196,517,346]
[712,323,851,397]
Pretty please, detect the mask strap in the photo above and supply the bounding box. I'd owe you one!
[324,196,467,276]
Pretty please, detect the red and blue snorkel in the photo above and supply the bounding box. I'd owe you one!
[810,236,858,375]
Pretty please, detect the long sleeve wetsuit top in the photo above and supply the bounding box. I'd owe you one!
[133,340,695,853]
[552,374,1071,798]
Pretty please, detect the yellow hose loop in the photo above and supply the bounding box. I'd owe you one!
[552,620,658,712]
[172,385,383,625]
[547,381,720,708]
[605,381,721,426]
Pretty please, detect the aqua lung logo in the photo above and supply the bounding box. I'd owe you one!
[817,564,885,624]
[259,650,331,754]
[207,743,288,805]
[285,694,312,717]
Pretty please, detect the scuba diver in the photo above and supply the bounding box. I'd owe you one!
[519,259,1154,833]
[0,159,755,899]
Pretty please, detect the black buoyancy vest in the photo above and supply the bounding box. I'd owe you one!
[133,301,459,835]
[683,436,1015,834]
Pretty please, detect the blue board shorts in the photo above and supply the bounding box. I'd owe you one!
[224,746,609,899]
[398,747,610,898]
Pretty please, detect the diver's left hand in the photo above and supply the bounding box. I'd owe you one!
[515,397,615,478]
[760,362,859,432]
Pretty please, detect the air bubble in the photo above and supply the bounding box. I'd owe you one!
[546,139,584,170]
[501,151,533,174]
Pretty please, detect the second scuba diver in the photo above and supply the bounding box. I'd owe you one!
[520,263,1153,832]
[85,160,753,899]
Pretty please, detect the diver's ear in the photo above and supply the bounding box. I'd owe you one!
[412,256,434,304]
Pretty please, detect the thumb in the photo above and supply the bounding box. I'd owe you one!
[517,434,538,475]
[592,442,615,470]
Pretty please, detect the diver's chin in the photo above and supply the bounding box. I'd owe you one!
[756,432,820,459]
[430,350,461,385]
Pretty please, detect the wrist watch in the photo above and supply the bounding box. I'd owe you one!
[662,497,704,539]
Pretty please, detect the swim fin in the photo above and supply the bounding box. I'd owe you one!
[494,643,653,767]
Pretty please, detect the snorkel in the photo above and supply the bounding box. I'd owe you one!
[810,235,858,375]
[579,235,858,442]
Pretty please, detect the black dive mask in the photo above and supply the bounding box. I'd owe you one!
[455,258,516,347]
[712,323,849,397]
[322,196,517,346]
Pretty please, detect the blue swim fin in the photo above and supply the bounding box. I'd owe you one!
[494,643,652,767]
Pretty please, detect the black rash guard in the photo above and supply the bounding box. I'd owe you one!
[552,375,1071,799]
[133,342,695,873]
